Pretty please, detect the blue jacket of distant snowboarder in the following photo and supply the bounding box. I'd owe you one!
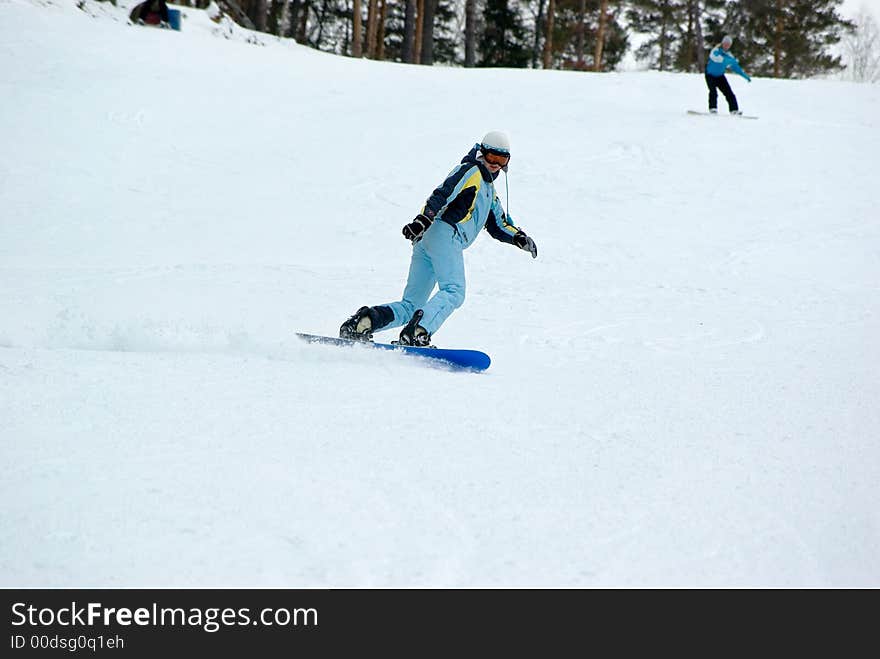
[706,46,751,81]
[421,144,521,249]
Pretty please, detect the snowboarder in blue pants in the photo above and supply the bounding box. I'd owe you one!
[705,35,751,114]
[340,131,538,346]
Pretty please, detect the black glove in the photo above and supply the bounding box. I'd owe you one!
[513,230,538,258]
[402,213,433,241]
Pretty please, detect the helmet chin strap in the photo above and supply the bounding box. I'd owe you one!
[503,168,510,218]
[476,150,510,217]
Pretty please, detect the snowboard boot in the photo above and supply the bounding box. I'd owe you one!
[709,108,718,114]
[339,305,394,342]
[339,306,374,341]
[396,310,432,347]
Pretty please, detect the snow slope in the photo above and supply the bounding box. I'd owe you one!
[1,0,879,587]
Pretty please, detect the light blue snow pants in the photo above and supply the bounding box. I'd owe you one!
[382,220,466,335]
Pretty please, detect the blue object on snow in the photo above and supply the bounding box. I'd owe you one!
[168,8,181,31]
[296,333,491,372]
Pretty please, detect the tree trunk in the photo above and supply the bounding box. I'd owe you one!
[532,0,546,69]
[659,11,668,71]
[465,0,476,67]
[593,0,607,71]
[285,0,300,38]
[576,0,586,68]
[403,0,416,63]
[694,0,705,71]
[296,0,309,42]
[414,0,424,64]
[420,0,436,65]
[352,0,362,57]
[377,0,388,60]
[542,0,555,69]
[774,0,784,78]
[366,0,379,59]
[267,0,285,35]
[218,0,256,29]
[248,0,267,31]
[315,0,330,46]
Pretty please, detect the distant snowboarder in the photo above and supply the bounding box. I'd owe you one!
[705,35,752,115]
[339,131,538,347]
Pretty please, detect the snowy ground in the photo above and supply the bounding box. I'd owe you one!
[1,0,879,587]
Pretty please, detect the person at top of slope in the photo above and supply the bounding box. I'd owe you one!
[129,0,170,27]
[705,34,752,115]
[339,131,538,347]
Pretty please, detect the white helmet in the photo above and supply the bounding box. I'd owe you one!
[480,130,511,156]
[721,35,733,48]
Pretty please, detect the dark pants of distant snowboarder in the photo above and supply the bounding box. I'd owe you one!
[705,73,738,112]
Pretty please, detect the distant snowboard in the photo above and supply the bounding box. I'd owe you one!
[687,110,758,120]
[296,333,491,372]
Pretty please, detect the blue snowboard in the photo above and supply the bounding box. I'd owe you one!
[296,333,491,372]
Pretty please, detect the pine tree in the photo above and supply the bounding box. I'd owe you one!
[537,0,627,70]
[721,0,854,78]
[627,0,688,71]
[381,0,459,63]
[420,0,437,64]
[628,0,737,73]
[267,0,286,35]
[432,0,461,63]
[479,0,532,67]
[352,0,363,56]
[465,0,477,67]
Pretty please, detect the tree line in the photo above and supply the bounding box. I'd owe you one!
[187,0,855,78]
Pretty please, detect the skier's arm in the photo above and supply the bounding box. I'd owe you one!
[484,196,518,245]
[485,198,538,258]
[726,54,751,81]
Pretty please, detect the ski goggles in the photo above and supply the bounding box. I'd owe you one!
[481,149,510,167]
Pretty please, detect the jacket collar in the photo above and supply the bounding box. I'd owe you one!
[462,144,503,181]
